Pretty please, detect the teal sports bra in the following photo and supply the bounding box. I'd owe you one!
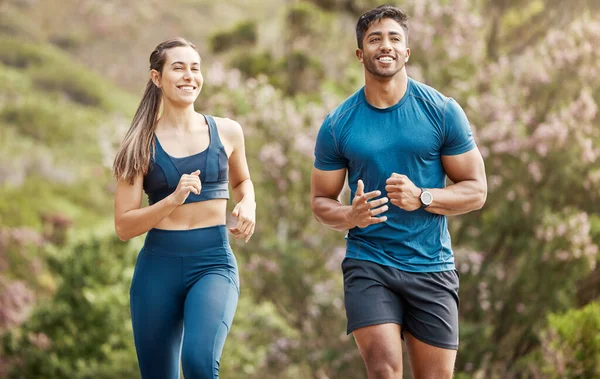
[143,114,229,205]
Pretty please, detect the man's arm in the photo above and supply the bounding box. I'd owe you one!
[311,167,389,231]
[426,147,487,215]
[385,147,487,216]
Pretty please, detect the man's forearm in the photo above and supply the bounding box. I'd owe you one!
[311,197,355,231]
[425,180,487,216]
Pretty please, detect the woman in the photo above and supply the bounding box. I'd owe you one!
[112,37,255,379]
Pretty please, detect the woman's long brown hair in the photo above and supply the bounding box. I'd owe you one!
[112,37,199,184]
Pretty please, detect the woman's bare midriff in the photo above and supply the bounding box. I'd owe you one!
[154,199,228,230]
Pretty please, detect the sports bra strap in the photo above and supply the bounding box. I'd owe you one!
[203,115,222,182]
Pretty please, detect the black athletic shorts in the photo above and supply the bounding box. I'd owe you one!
[342,257,460,350]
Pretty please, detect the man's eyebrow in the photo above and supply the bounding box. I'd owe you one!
[366,30,404,38]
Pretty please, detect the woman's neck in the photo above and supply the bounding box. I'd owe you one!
[157,104,199,134]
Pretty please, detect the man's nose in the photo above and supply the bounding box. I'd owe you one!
[379,39,392,52]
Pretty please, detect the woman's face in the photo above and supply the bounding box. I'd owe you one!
[152,46,203,107]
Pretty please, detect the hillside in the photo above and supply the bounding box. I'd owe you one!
[0,35,135,229]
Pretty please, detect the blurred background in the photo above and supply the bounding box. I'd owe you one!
[1,0,599,378]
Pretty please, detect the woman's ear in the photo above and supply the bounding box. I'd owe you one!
[150,69,161,88]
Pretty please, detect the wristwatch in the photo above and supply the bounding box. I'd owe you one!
[420,188,433,208]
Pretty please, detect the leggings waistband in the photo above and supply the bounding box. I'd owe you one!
[143,225,229,255]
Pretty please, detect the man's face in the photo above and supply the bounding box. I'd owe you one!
[357,18,410,78]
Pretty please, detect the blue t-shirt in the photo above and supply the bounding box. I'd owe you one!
[314,78,476,272]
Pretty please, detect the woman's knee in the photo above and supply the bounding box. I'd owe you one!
[181,320,231,379]
[181,349,217,379]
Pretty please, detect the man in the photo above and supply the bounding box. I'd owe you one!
[311,5,487,379]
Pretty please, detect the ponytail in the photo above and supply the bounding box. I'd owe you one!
[112,80,162,183]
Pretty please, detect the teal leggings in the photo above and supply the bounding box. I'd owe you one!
[130,225,239,379]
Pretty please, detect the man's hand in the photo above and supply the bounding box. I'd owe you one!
[385,173,421,211]
[346,179,389,228]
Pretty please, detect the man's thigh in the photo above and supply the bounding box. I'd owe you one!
[404,331,457,379]
[399,269,460,350]
[342,258,405,334]
[353,323,404,375]
[399,269,460,378]
[341,258,460,378]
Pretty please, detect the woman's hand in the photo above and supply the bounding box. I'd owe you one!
[169,170,202,205]
[229,198,256,242]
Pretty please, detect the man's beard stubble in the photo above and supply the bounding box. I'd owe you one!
[364,56,406,78]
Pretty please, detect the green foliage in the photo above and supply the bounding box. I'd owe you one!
[2,97,97,146]
[280,50,325,95]
[0,173,114,229]
[0,5,44,42]
[212,2,350,96]
[1,234,140,379]
[0,37,132,111]
[0,63,33,94]
[230,49,325,95]
[0,39,47,68]
[230,50,277,79]
[287,2,323,36]
[305,0,379,14]
[221,296,299,377]
[535,302,600,378]
[210,20,258,54]
[0,35,134,230]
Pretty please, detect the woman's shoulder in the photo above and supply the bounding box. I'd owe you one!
[209,115,244,140]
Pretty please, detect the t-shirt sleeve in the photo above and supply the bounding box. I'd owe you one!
[441,98,476,156]
[313,114,348,170]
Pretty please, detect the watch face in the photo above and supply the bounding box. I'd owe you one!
[421,191,433,205]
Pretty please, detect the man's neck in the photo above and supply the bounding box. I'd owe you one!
[363,70,409,109]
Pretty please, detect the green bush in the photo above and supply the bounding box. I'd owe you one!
[286,2,323,36]
[210,20,258,53]
[231,50,276,79]
[1,234,140,379]
[0,38,49,68]
[538,302,600,378]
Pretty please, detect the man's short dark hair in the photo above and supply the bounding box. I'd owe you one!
[356,5,409,49]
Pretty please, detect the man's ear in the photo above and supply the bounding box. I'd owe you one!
[150,69,161,88]
[405,48,411,62]
[356,49,364,64]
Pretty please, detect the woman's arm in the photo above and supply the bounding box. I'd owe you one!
[225,119,256,242]
[114,171,202,241]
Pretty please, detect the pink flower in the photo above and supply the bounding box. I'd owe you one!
[28,332,51,350]
[0,279,35,330]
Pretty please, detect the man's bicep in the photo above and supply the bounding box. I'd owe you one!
[441,147,486,184]
[311,167,347,200]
